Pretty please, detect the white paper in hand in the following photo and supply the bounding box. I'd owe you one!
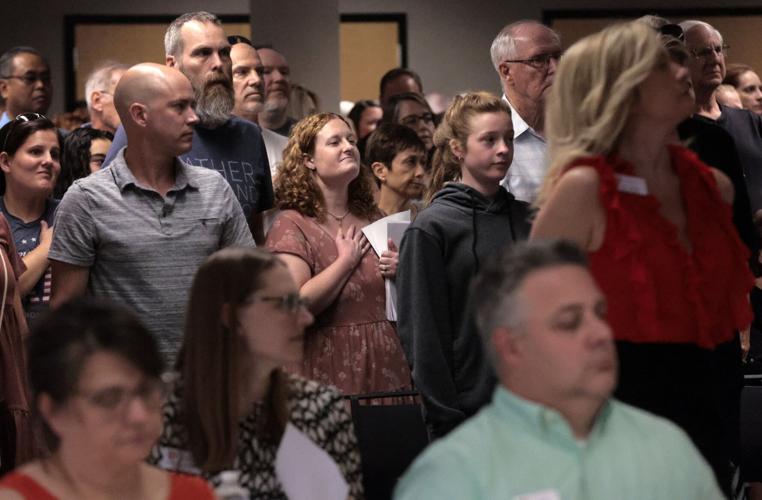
[275,423,349,500]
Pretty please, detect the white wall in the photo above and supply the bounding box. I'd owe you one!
[1,0,760,114]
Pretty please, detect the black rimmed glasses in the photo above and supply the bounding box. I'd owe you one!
[400,112,434,128]
[1,72,51,86]
[1,112,47,152]
[503,51,562,70]
[75,377,168,417]
[245,292,310,313]
[689,44,729,60]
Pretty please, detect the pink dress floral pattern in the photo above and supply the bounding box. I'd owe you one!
[266,210,412,396]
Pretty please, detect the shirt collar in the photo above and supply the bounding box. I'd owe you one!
[493,386,613,446]
[110,147,198,193]
[502,95,545,142]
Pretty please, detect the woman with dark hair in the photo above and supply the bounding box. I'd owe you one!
[348,100,382,141]
[266,112,412,398]
[382,92,436,152]
[55,127,113,198]
[152,247,363,498]
[724,63,762,115]
[0,113,60,327]
[0,299,214,499]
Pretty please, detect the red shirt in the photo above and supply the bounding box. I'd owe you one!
[567,145,753,349]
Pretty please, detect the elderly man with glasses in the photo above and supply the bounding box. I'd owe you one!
[491,21,561,203]
[0,47,52,127]
[681,20,762,215]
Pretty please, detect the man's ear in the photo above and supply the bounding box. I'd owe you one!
[491,326,522,366]
[90,91,104,113]
[129,103,148,127]
[0,79,8,100]
[371,161,388,183]
[499,61,513,86]
[165,55,177,68]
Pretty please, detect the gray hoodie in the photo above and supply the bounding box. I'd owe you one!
[397,182,531,438]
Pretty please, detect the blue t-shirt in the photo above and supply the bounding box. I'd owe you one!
[0,197,59,327]
[104,117,273,219]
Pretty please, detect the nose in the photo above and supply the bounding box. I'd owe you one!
[123,394,153,423]
[547,56,559,75]
[187,107,200,126]
[414,161,426,178]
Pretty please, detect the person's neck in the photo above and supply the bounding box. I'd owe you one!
[90,115,115,135]
[123,141,177,197]
[617,119,673,180]
[318,180,350,219]
[260,108,287,131]
[694,88,722,119]
[233,108,259,124]
[239,361,274,416]
[48,448,146,499]
[460,171,500,199]
[3,187,46,223]
[377,187,410,216]
[505,91,545,136]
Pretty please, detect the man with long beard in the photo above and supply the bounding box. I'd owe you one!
[104,12,273,244]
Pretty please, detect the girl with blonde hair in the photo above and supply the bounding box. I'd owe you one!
[531,21,752,492]
[396,91,531,438]
[265,112,412,399]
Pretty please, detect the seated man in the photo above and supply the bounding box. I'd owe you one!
[395,240,723,500]
[365,122,427,216]
[49,63,254,363]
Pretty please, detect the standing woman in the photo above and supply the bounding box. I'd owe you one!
[396,92,531,438]
[724,63,762,115]
[531,22,752,492]
[153,247,363,498]
[0,113,60,327]
[266,112,412,398]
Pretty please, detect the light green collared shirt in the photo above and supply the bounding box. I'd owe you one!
[395,387,724,500]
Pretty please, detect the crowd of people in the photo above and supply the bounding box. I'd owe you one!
[0,8,760,500]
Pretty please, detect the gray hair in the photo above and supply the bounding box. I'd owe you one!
[490,20,560,72]
[679,19,724,45]
[471,240,588,367]
[84,62,128,109]
[164,11,222,58]
[0,46,47,78]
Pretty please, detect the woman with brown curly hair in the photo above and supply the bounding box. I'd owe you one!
[265,112,412,397]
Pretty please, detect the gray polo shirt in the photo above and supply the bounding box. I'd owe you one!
[50,147,255,361]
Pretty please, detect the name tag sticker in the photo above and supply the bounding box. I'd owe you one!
[513,490,561,500]
[616,174,649,196]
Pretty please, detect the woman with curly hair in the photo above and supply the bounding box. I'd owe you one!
[265,112,412,398]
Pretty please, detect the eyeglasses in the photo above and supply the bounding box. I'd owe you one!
[1,72,51,86]
[75,377,167,416]
[400,112,434,128]
[1,112,47,152]
[689,44,729,60]
[246,292,310,313]
[503,51,562,70]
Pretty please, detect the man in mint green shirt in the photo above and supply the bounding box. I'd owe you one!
[394,240,724,500]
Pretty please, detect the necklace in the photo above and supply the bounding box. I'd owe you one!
[325,208,350,227]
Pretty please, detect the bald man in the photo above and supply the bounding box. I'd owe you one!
[49,63,254,362]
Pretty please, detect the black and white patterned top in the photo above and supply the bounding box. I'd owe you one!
[150,373,363,499]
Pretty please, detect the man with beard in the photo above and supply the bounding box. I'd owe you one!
[256,47,298,137]
[104,12,273,244]
[229,36,287,177]
[491,21,561,203]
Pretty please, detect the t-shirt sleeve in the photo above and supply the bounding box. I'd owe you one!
[265,213,314,270]
[168,473,216,500]
[48,184,97,267]
[219,180,256,248]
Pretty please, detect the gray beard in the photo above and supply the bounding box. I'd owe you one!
[195,81,235,128]
[261,99,288,123]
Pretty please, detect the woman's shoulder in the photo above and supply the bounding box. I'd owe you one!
[0,464,54,500]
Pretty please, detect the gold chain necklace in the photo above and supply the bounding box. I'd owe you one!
[325,208,350,228]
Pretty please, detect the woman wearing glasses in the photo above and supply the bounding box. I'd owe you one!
[531,22,752,492]
[0,113,60,328]
[0,300,215,499]
[266,113,412,399]
[382,92,436,153]
[152,247,363,498]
